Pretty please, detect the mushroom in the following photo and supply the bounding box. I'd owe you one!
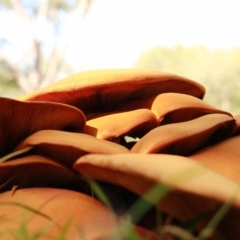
[115,92,232,125]
[0,155,86,193]
[84,109,159,142]
[0,97,86,157]
[74,153,240,239]
[14,130,129,167]
[0,187,117,240]
[0,188,160,240]
[3,68,238,239]
[131,113,236,155]
[20,69,205,116]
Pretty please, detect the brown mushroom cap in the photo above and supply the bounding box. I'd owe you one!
[131,114,236,155]
[0,188,160,240]
[0,97,86,157]
[20,69,205,115]
[74,153,240,222]
[14,130,129,167]
[0,188,117,240]
[0,155,86,193]
[115,92,232,124]
[84,109,159,141]
[190,135,240,184]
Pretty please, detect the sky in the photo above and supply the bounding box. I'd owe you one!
[66,0,240,70]
[1,0,240,71]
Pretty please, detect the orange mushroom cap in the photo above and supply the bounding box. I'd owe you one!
[0,155,86,193]
[14,130,129,167]
[74,153,240,222]
[20,69,205,115]
[0,188,160,240]
[0,97,86,157]
[115,92,232,125]
[84,109,159,141]
[131,113,236,155]
[0,188,117,240]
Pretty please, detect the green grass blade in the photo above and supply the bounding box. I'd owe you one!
[124,183,171,224]
[0,146,32,163]
[0,202,58,227]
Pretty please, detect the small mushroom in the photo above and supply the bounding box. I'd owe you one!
[0,97,86,157]
[115,92,232,125]
[0,155,86,193]
[20,69,205,115]
[131,114,236,155]
[84,109,159,142]
[14,130,129,167]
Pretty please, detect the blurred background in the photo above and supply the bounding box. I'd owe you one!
[0,0,239,114]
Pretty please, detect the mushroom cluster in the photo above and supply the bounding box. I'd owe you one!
[1,69,240,239]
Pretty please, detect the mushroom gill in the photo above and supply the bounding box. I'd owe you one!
[84,109,159,142]
[20,69,205,115]
[0,97,86,157]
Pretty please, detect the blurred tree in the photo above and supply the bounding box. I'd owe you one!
[135,45,240,115]
[0,0,93,93]
[0,62,23,97]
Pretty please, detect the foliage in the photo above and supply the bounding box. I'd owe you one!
[0,63,23,97]
[135,45,240,115]
[0,0,93,93]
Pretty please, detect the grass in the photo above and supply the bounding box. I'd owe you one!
[0,147,33,163]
